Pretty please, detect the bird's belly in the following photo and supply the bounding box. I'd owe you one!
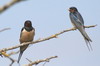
[20,30,34,43]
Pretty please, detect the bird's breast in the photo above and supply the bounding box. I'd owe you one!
[20,29,35,43]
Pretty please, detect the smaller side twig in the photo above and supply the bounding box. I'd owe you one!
[0,28,11,32]
[7,56,16,66]
[26,58,33,63]
[1,51,16,66]
[24,56,58,66]
[0,0,26,13]
[8,51,19,56]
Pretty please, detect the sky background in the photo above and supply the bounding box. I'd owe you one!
[0,0,100,66]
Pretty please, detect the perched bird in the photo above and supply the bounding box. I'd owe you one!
[69,7,92,51]
[18,20,35,63]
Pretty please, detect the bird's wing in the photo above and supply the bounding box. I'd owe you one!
[20,27,24,38]
[76,12,84,25]
[71,13,83,26]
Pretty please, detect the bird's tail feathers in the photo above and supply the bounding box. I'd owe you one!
[79,28,93,51]
[17,51,23,63]
[84,38,93,51]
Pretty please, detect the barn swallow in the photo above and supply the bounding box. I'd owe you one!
[18,20,35,63]
[69,7,93,51]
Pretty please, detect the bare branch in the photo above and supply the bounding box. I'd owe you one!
[8,51,19,56]
[7,56,16,66]
[0,25,96,53]
[24,56,58,66]
[26,58,33,63]
[1,51,16,66]
[84,24,97,28]
[0,28,11,32]
[0,0,26,13]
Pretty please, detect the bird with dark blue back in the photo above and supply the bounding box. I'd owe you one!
[18,20,35,63]
[69,7,93,51]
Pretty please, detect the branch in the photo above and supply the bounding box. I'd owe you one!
[84,25,97,28]
[24,56,58,66]
[0,0,26,13]
[0,51,16,66]
[0,28,11,32]
[8,51,19,56]
[7,56,16,66]
[0,25,96,53]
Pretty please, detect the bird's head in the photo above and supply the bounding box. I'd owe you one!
[24,20,32,27]
[69,7,78,13]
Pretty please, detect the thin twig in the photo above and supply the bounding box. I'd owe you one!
[8,51,19,56]
[0,0,26,13]
[26,58,33,63]
[24,56,58,66]
[0,28,11,32]
[7,57,16,66]
[0,25,96,53]
[1,51,16,66]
